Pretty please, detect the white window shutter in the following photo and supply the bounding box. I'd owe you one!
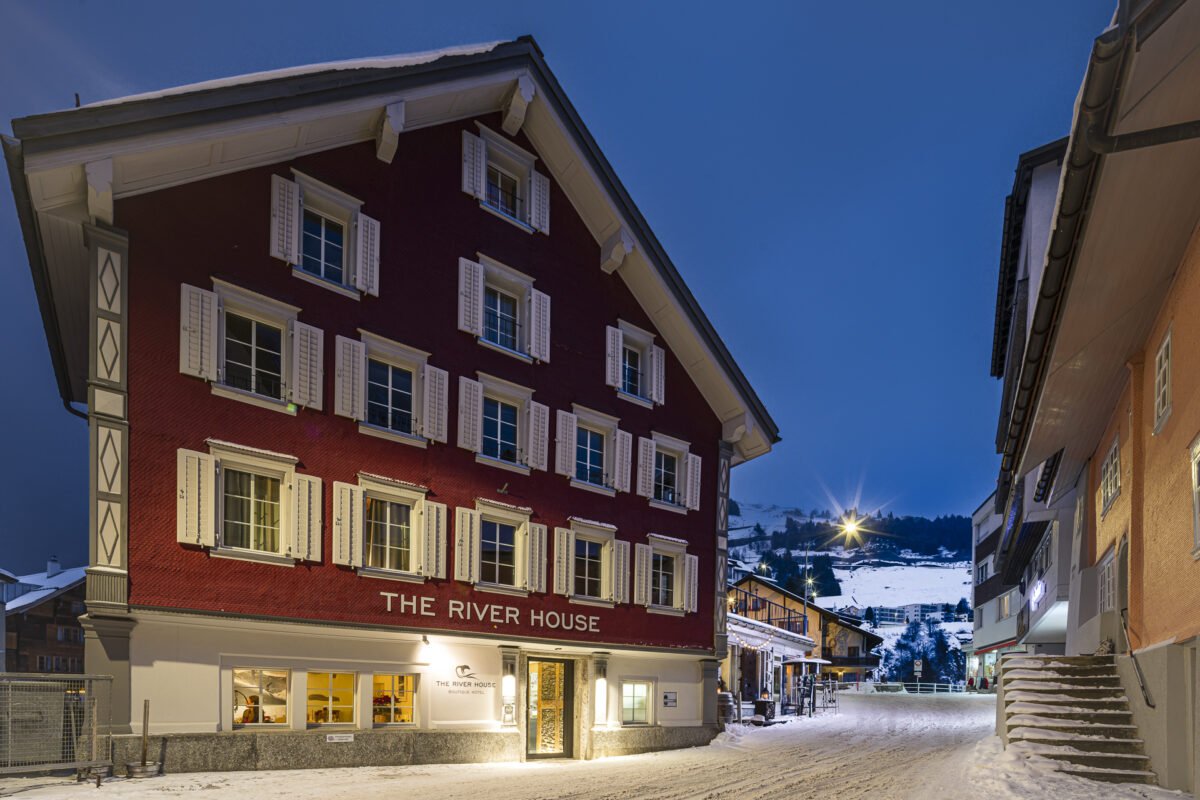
[333,336,366,421]
[457,257,484,336]
[332,481,364,567]
[613,539,631,604]
[457,377,483,452]
[461,130,486,199]
[290,321,324,410]
[527,523,548,592]
[269,174,301,264]
[179,284,219,381]
[528,289,551,362]
[604,326,623,389]
[421,365,449,443]
[636,437,656,498]
[649,344,666,405]
[354,213,380,297]
[613,430,633,493]
[422,501,448,579]
[685,453,703,511]
[525,401,550,471]
[684,553,699,613]
[555,410,577,477]
[553,527,574,596]
[176,449,215,547]
[292,474,323,562]
[633,543,652,606]
[454,507,481,583]
[530,171,550,234]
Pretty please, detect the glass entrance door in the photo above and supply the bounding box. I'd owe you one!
[526,659,573,758]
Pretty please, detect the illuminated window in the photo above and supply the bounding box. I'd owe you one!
[223,469,281,554]
[233,669,288,726]
[372,674,416,724]
[621,680,651,724]
[365,497,412,572]
[307,672,355,725]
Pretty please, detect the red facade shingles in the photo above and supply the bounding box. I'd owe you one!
[121,114,720,650]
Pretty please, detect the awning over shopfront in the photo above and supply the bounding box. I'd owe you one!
[972,638,1019,656]
[782,657,831,666]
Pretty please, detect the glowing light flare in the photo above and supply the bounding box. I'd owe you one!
[594,677,607,723]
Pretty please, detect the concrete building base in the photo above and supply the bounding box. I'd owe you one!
[110,728,521,775]
[1115,642,1197,795]
[588,724,718,758]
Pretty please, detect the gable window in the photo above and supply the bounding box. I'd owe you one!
[637,433,702,513]
[1101,437,1121,514]
[555,406,632,496]
[621,680,652,725]
[458,373,549,475]
[1154,326,1172,434]
[334,332,449,448]
[331,473,447,582]
[234,668,288,727]
[269,171,379,298]
[553,520,628,604]
[633,535,698,614]
[458,255,550,363]
[462,124,550,234]
[179,280,323,415]
[454,501,548,594]
[176,440,321,566]
[306,672,355,725]
[606,321,664,407]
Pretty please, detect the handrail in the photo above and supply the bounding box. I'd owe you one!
[727,586,808,635]
[1120,607,1155,709]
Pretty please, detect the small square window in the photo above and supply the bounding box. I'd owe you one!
[621,680,651,725]
[373,674,416,724]
[306,672,355,724]
[480,519,518,586]
[234,668,288,726]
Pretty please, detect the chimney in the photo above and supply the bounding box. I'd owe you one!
[46,556,61,578]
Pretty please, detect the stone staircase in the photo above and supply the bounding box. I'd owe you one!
[999,653,1157,785]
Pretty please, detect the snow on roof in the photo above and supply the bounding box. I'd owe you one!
[0,568,16,583]
[3,566,86,615]
[85,42,505,108]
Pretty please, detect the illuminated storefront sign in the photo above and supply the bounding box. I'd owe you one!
[379,591,601,633]
[1030,580,1046,611]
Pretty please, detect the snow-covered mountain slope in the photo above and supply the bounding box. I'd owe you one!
[814,562,972,609]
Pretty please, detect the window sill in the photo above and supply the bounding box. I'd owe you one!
[616,390,654,410]
[475,583,529,598]
[357,567,426,584]
[210,547,296,567]
[649,499,688,516]
[570,596,615,609]
[373,722,418,728]
[359,423,428,449]
[211,384,296,415]
[475,454,531,476]
[478,200,535,234]
[570,479,616,498]
[477,338,534,364]
[1152,405,1171,436]
[647,605,685,617]
[290,268,361,300]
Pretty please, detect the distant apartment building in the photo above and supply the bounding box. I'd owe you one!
[871,606,906,625]
[965,493,1021,685]
[1,559,87,673]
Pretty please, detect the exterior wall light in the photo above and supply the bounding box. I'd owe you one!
[594,652,609,726]
[500,647,518,727]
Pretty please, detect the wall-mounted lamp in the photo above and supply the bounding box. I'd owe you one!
[422,634,430,645]
[594,652,609,727]
[500,646,519,727]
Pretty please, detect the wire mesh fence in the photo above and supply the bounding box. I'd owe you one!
[0,673,112,774]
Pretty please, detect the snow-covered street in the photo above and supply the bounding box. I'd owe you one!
[2,693,1185,800]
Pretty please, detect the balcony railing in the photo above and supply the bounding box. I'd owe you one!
[727,586,808,636]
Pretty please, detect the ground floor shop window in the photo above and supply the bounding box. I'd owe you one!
[372,674,416,723]
[307,672,355,724]
[233,668,288,725]
[621,680,651,724]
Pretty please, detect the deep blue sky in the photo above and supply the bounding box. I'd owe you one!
[0,1,1112,573]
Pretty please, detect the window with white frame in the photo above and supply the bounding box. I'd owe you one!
[1101,437,1121,513]
[621,680,652,725]
[306,672,355,725]
[998,590,1015,620]
[333,332,449,447]
[1099,550,1116,612]
[176,441,321,565]
[233,668,288,726]
[636,433,702,512]
[454,500,547,593]
[458,255,551,363]
[461,124,550,234]
[331,473,447,581]
[976,559,990,585]
[552,521,629,603]
[458,373,549,474]
[605,321,664,406]
[1190,434,1200,556]
[179,280,323,414]
[555,405,632,494]
[633,535,698,613]
[1154,325,1172,433]
[372,674,417,724]
[269,171,380,297]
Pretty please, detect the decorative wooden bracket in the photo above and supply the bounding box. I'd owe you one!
[375,101,406,163]
[600,228,634,274]
[85,158,113,225]
[501,75,536,136]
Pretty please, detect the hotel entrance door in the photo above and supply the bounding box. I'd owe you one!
[526,659,573,758]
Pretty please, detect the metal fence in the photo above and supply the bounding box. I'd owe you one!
[866,682,966,694]
[0,673,112,774]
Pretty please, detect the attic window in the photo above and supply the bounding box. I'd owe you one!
[462,124,550,234]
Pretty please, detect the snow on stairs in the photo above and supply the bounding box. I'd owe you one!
[1000,653,1157,785]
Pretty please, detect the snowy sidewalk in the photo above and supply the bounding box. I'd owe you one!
[2,693,1186,799]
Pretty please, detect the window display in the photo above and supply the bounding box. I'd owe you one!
[307,672,355,724]
[373,674,416,723]
[233,668,288,725]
